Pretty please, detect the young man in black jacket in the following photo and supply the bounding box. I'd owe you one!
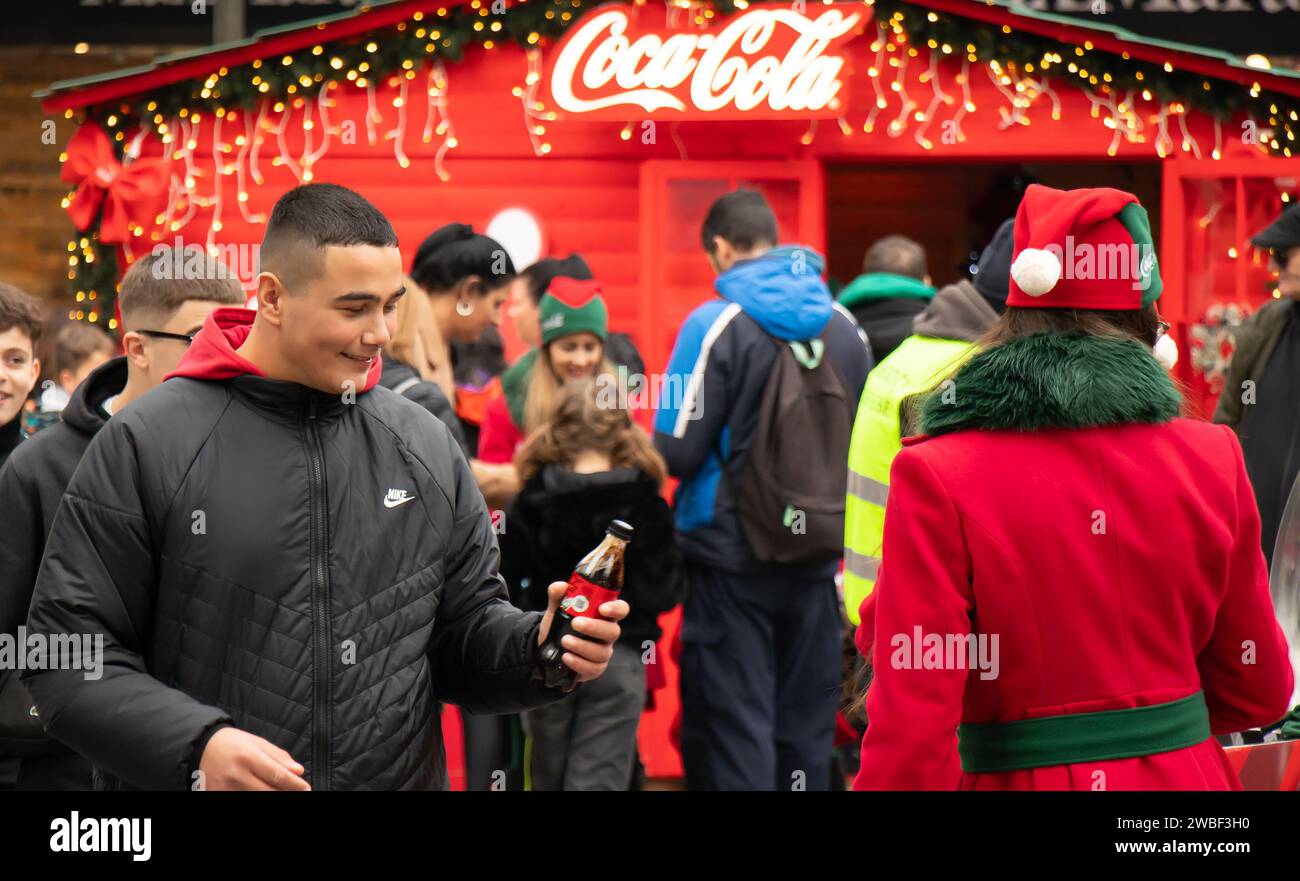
[0,247,245,789]
[22,183,625,790]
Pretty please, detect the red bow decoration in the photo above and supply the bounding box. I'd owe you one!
[62,123,170,245]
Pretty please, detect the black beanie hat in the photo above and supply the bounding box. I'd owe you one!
[1251,202,1300,252]
[973,217,1015,311]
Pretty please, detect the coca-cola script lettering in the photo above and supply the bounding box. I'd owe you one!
[545,5,863,119]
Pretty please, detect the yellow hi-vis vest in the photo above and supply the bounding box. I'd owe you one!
[843,334,978,625]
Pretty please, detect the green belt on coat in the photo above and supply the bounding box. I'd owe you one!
[957,691,1212,773]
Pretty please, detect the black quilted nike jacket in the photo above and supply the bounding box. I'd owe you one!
[21,308,568,790]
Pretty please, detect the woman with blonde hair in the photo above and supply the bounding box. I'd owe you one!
[498,379,684,790]
[378,276,467,454]
[476,275,617,507]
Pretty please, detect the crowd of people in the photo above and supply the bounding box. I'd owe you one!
[0,178,1297,790]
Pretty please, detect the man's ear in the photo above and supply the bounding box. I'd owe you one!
[256,272,286,327]
[121,331,149,371]
[710,236,732,272]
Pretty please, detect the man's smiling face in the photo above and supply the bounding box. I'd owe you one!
[276,244,406,394]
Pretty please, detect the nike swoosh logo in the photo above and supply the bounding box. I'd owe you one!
[384,496,416,509]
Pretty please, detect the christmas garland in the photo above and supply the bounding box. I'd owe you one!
[871,0,1297,153]
[57,0,1298,328]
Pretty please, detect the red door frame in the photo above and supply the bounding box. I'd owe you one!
[1160,155,1300,323]
[637,159,827,378]
[1160,155,1300,415]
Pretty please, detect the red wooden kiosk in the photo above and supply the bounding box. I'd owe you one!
[39,0,1300,784]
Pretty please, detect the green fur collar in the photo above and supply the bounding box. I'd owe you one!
[501,347,538,429]
[917,332,1181,436]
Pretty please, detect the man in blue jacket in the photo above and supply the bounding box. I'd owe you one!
[654,189,871,790]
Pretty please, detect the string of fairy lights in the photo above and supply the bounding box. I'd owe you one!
[56,0,1300,329]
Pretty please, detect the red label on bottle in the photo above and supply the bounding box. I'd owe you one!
[561,573,621,620]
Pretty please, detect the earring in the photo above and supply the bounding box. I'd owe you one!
[455,299,475,317]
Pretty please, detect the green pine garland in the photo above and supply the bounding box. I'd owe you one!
[872,0,1297,155]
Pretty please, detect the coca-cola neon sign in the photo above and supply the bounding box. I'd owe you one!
[543,5,864,120]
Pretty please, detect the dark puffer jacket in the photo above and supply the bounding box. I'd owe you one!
[22,309,567,791]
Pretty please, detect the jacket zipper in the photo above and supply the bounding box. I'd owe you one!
[305,397,332,791]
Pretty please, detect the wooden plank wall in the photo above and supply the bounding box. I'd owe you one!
[0,46,160,308]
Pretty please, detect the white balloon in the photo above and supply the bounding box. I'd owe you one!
[486,208,546,271]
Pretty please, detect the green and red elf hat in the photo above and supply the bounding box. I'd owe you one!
[539,276,608,345]
[1008,184,1162,310]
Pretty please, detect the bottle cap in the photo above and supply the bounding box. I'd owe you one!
[607,519,634,541]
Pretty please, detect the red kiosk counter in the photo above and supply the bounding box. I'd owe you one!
[39,0,1300,785]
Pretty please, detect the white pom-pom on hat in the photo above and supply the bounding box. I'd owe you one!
[1010,247,1062,297]
[1153,332,1179,371]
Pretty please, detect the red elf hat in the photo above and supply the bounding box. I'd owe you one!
[1007,184,1162,311]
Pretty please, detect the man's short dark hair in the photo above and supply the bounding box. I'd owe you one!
[863,235,927,280]
[120,246,246,328]
[260,183,399,292]
[700,189,778,255]
[0,283,43,347]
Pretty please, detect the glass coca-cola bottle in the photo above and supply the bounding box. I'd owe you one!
[539,519,634,676]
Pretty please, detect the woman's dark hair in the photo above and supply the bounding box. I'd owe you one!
[519,253,592,305]
[410,222,516,293]
[980,304,1163,349]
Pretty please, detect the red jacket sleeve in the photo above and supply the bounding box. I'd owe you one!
[1197,426,1294,735]
[854,591,876,658]
[854,447,972,790]
[477,395,523,465]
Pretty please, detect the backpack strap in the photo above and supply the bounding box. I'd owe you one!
[788,339,825,369]
[391,376,422,397]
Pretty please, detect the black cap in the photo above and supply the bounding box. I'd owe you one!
[1251,202,1300,251]
[607,520,634,541]
[972,218,1015,311]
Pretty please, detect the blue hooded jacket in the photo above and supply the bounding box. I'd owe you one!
[653,246,872,575]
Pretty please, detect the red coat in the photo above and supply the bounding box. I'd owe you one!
[478,393,523,464]
[854,419,1293,790]
[854,334,1293,791]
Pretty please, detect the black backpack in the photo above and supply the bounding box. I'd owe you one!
[727,325,854,564]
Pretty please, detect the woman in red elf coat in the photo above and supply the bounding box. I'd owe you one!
[853,185,1294,791]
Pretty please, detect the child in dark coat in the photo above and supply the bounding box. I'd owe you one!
[499,379,683,790]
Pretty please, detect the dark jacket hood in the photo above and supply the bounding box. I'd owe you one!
[62,355,128,438]
[837,272,935,310]
[912,280,1000,343]
[166,307,383,392]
